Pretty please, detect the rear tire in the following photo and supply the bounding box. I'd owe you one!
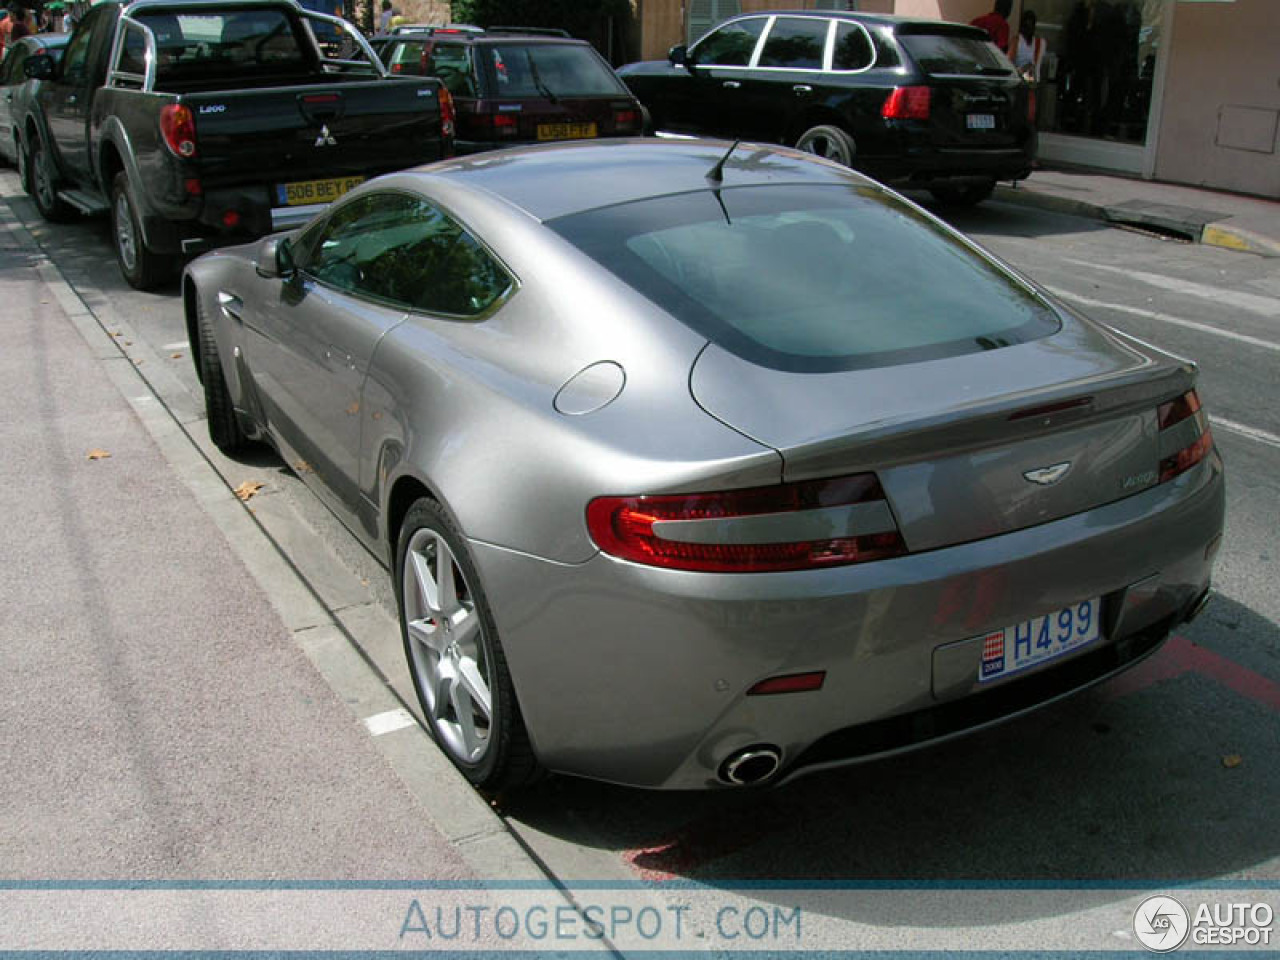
[194,289,247,454]
[795,124,855,167]
[29,131,74,222]
[16,135,33,195]
[396,497,541,792]
[112,172,176,290]
[929,178,996,208]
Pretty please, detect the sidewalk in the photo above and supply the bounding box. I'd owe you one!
[995,167,1280,258]
[0,209,486,880]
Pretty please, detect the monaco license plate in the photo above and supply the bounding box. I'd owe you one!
[978,598,1101,683]
[536,122,597,142]
[966,113,996,130]
[275,175,364,207]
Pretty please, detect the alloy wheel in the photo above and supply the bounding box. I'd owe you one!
[115,192,138,273]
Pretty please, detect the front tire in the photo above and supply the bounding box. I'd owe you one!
[29,131,73,222]
[795,124,855,167]
[16,135,33,195]
[112,172,176,290]
[194,290,247,454]
[396,498,540,791]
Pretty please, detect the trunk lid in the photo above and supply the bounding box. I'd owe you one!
[690,316,1195,552]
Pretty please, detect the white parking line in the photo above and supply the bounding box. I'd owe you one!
[1043,285,1280,355]
[362,708,416,737]
[1062,260,1280,318]
[1213,416,1280,451]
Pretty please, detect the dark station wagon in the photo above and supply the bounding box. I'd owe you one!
[374,26,645,154]
[619,11,1037,206]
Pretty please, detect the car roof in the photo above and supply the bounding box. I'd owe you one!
[419,138,866,222]
[718,10,988,31]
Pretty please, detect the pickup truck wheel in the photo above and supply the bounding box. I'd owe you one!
[30,133,74,222]
[194,289,247,454]
[112,172,176,290]
[795,124,855,168]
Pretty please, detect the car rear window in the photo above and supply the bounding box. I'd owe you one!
[481,43,627,98]
[549,184,1058,373]
[897,29,1013,76]
[128,9,308,78]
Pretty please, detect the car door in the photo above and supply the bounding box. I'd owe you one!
[0,43,27,161]
[662,16,768,137]
[734,15,833,143]
[38,5,111,182]
[240,191,418,524]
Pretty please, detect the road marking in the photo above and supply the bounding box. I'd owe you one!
[1043,285,1280,355]
[1212,416,1280,451]
[1062,260,1280,318]
[1105,634,1280,712]
[162,340,189,352]
[362,708,416,737]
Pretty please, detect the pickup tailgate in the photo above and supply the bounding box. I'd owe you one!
[182,78,447,193]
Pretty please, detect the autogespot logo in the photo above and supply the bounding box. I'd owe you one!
[1134,895,1191,952]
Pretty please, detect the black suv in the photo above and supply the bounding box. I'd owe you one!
[618,11,1036,206]
[373,26,645,154]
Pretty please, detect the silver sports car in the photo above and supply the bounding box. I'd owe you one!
[184,139,1224,791]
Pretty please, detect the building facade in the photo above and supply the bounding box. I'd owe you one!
[630,0,1279,198]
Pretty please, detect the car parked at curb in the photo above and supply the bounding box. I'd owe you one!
[0,33,69,188]
[619,10,1036,206]
[185,139,1222,792]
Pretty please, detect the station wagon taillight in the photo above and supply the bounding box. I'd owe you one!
[881,85,931,121]
[586,474,907,573]
[1157,389,1214,483]
[159,104,197,159]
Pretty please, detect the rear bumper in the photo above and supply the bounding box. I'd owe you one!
[469,451,1224,790]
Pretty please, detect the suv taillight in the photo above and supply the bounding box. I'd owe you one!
[881,85,931,120]
[1157,389,1214,483]
[586,474,906,573]
[159,104,197,159]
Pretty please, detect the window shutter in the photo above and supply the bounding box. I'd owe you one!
[688,0,742,46]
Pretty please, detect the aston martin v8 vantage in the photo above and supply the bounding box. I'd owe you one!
[183,139,1224,790]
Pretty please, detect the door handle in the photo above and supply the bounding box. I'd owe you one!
[217,291,243,322]
[793,84,813,95]
[722,80,741,90]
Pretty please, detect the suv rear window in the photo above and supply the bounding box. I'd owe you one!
[549,184,1057,373]
[897,30,1013,76]
[481,43,627,98]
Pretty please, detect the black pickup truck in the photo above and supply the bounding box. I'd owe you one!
[18,0,455,288]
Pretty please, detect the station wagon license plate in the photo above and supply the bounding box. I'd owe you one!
[977,598,1100,682]
[275,175,365,207]
[537,122,597,141]
[966,113,996,130]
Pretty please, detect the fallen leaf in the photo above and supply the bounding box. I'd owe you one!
[1222,754,1243,769]
[133,359,143,365]
[112,331,123,337]
[124,340,133,346]
[233,480,264,502]
[292,460,313,475]
[86,448,112,461]
[171,352,183,359]
[346,402,360,416]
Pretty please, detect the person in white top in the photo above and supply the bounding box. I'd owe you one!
[1010,9,1045,82]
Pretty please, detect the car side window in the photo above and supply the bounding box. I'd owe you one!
[2,46,27,84]
[425,42,476,96]
[59,9,102,84]
[758,17,829,70]
[301,191,512,317]
[691,18,766,67]
[832,22,874,71]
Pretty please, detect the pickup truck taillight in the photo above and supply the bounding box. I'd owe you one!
[160,104,197,159]
[438,86,455,139]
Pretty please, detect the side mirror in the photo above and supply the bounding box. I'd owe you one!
[24,54,55,80]
[668,44,692,70]
[256,235,296,279]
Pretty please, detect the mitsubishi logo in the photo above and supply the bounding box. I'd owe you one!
[315,124,337,147]
[1023,461,1072,486]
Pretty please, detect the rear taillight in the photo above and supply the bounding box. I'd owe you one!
[881,85,931,120]
[613,107,640,133]
[438,86,455,139]
[1157,389,1214,483]
[586,474,906,573]
[159,104,197,159]
[484,112,518,136]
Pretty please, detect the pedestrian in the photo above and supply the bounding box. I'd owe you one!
[1010,9,1045,81]
[9,4,32,41]
[0,9,12,59]
[377,0,391,33]
[970,0,1013,53]
[60,8,73,32]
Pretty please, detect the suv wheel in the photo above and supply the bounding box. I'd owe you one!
[795,125,855,167]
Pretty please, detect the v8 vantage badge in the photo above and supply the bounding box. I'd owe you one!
[1134,895,1190,952]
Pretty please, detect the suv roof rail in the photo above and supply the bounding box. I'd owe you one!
[486,25,571,38]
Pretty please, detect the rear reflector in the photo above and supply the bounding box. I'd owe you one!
[748,672,826,696]
[881,86,931,120]
[1157,389,1214,483]
[586,474,907,573]
[613,108,640,132]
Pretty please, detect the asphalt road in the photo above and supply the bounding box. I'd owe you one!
[3,169,1276,950]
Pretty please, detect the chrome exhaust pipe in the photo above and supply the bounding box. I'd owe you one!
[720,746,782,786]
